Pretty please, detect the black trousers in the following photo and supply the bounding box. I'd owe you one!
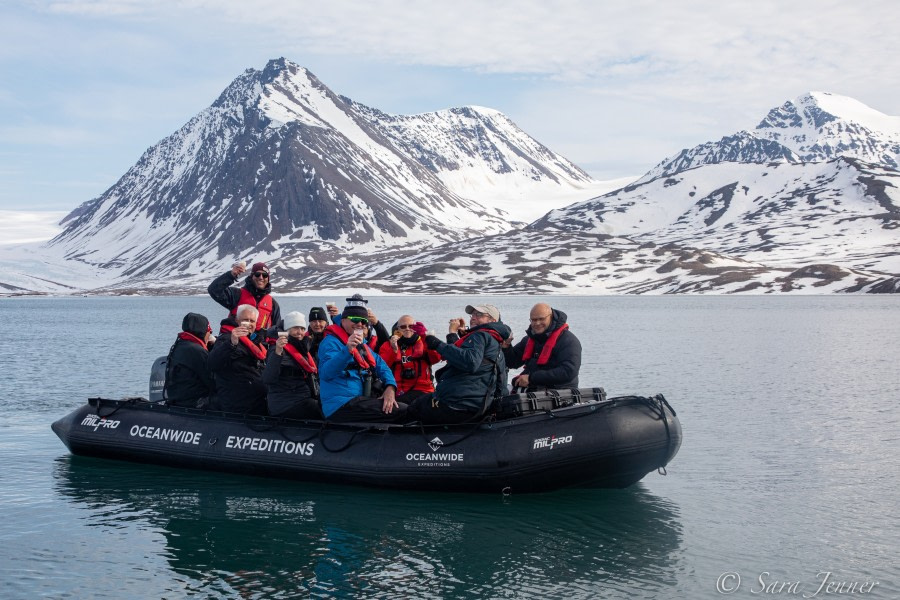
[406,393,478,425]
[327,396,408,423]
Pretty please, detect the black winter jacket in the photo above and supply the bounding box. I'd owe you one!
[207,271,281,329]
[504,308,582,390]
[432,321,511,412]
[165,336,216,407]
[208,317,268,415]
[262,336,320,419]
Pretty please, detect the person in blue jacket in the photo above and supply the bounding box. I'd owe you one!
[318,301,406,423]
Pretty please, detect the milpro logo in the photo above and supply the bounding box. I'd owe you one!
[532,434,573,451]
[80,414,121,432]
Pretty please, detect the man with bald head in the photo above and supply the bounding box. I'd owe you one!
[503,303,582,391]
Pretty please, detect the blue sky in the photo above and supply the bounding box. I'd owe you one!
[2,0,898,213]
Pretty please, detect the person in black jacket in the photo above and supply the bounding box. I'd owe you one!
[208,304,268,415]
[207,261,282,332]
[306,306,329,361]
[263,311,321,420]
[410,303,511,424]
[165,313,216,408]
[504,303,582,391]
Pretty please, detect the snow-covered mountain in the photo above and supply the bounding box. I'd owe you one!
[536,158,900,275]
[638,92,900,183]
[43,58,596,281]
[3,85,899,296]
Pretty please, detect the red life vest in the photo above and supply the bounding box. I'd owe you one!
[522,323,569,365]
[220,324,268,360]
[229,287,274,330]
[177,331,207,351]
[324,324,377,369]
[283,341,318,374]
[379,337,439,394]
[453,328,506,348]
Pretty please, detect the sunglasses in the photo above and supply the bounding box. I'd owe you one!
[252,272,269,279]
[346,316,369,325]
[397,324,414,330]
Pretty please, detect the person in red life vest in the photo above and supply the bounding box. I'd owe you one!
[262,311,321,420]
[306,306,329,361]
[503,303,582,391]
[207,261,281,333]
[164,312,216,408]
[408,303,511,424]
[208,304,268,415]
[318,302,405,423]
[379,315,442,403]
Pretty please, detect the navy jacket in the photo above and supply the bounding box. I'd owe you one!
[504,309,581,390]
[432,321,511,412]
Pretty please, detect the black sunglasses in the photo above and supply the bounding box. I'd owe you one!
[397,324,413,330]
[252,272,269,279]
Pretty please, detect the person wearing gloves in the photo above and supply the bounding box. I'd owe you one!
[207,261,281,332]
[317,300,406,423]
[263,311,321,420]
[407,303,511,424]
[379,315,442,403]
[503,303,582,391]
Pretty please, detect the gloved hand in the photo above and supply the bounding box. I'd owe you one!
[411,322,427,337]
[424,335,442,350]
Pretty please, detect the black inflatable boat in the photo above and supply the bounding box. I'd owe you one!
[51,389,681,493]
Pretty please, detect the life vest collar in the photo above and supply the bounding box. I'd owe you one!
[324,324,377,369]
[522,323,569,365]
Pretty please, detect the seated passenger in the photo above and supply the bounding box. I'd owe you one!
[504,303,582,391]
[333,293,390,351]
[409,303,511,424]
[263,311,321,420]
[318,301,406,423]
[306,306,329,361]
[165,312,216,408]
[208,304,268,415]
[379,316,442,403]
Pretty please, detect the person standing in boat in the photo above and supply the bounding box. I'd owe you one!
[504,303,582,391]
[379,316,442,404]
[318,301,406,423]
[164,312,217,408]
[263,311,321,420]
[207,261,281,333]
[208,304,268,415]
[408,303,511,424]
[306,306,329,361]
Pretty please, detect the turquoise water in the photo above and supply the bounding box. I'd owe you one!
[1,295,898,598]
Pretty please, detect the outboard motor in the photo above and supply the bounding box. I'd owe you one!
[148,355,168,402]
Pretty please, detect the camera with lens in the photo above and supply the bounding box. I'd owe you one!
[402,367,416,380]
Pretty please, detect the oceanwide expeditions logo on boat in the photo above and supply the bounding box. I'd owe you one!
[406,436,465,467]
[532,434,573,451]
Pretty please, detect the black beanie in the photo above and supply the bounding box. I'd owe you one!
[181,312,209,338]
[309,306,327,322]
[342,305,369,320]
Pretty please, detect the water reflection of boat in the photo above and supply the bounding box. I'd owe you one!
[51,390,681,493]
[53,456,684,598]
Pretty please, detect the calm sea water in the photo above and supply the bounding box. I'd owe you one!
[1,295,898,598]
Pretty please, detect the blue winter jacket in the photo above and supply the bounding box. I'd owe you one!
[318,334,397,417]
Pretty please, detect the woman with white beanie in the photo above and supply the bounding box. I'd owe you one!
[262,311,321,419]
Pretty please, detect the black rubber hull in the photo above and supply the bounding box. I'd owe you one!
[51,395,681,493]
